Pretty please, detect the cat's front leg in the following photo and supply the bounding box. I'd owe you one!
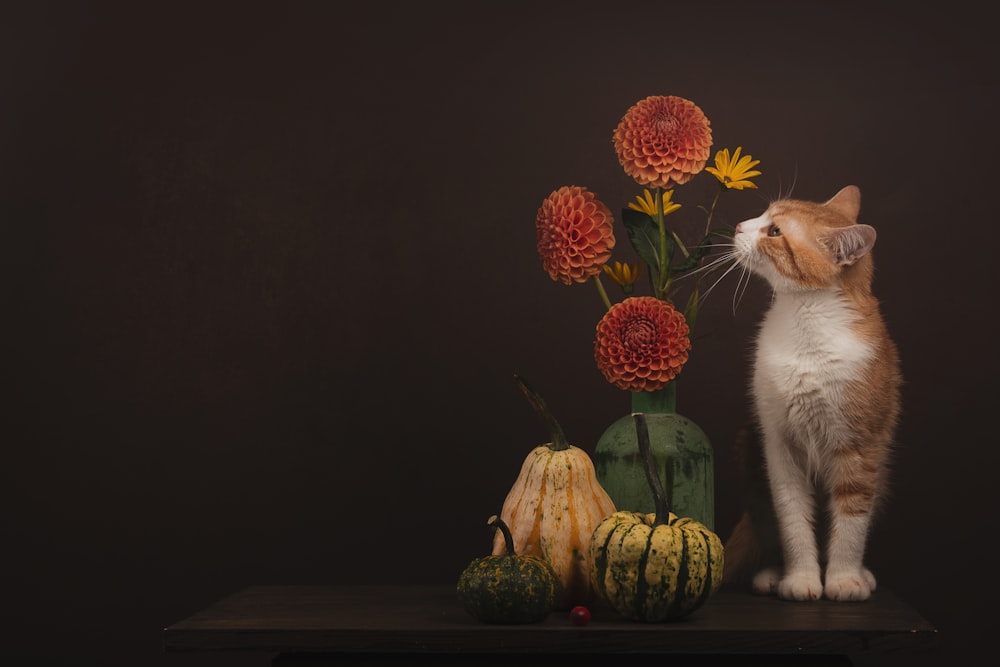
[824,503,877,601]
[822,441,882,601]
[777,568,824,601]
[766,449,824,601]
[824,566,876,601]
[765,530,824,600]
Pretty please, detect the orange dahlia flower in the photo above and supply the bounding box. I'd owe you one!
[594,296,691,392]
[612,95,713,189]
[536,185,616,285]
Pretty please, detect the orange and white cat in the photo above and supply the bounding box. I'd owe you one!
[721,185,902,601]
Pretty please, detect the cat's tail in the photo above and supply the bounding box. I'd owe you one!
[722,424,779,587]
[722,510,761,586]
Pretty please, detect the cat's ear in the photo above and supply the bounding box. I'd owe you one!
[821,224,876,266]
[824,185,861,222]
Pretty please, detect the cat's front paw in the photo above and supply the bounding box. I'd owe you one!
[824,567,876,601]
[751,567,781,596]
[776,570,823,601]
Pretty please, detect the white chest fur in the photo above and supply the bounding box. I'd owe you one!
[753,290,873,461]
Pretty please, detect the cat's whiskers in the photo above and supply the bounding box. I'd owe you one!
[697,253,739,299]
[674,241,738,284]
[673,242,750,314]
[705,252,751,316]
[732,261,754,315]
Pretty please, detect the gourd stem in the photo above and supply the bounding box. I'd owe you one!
[488,514,516,556]
[633,412,670,527]
[514,374,569,451]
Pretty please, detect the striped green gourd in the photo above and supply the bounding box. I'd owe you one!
[589,413,723,622]
[457,515,560,624]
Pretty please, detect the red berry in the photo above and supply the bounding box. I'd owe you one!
[569,605,591,626]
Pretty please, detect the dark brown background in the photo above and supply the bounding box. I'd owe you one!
[2,2,995,665]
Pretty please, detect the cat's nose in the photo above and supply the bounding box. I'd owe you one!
[735,222,743,234]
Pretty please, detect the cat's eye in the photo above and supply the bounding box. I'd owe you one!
[767,225,782,237]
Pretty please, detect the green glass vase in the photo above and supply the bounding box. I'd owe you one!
[592,382,715,529]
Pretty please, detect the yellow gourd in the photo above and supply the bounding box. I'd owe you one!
[590,414,723,621]
[492,375,617,609]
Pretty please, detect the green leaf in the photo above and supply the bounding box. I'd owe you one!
[622,208,672,284]
[684,287,700,331]
[671,228,732,273]
[671,240,712,272]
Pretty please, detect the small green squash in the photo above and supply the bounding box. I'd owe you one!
[457,514,560,624]
[589,413,723,622]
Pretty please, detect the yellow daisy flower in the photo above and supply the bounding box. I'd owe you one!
[602,260,645,292]
[705,147,761,190]
[627,189,682,218]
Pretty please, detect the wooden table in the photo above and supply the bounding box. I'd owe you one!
[163,584,938,666]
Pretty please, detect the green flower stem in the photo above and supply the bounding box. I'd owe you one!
[594,274,612,310]
[671,229,690,259]
[655,186,668,299]
[687,186,726,317]
[684,287,700,332]
[632,382,677,414]
[703,187,723,238]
